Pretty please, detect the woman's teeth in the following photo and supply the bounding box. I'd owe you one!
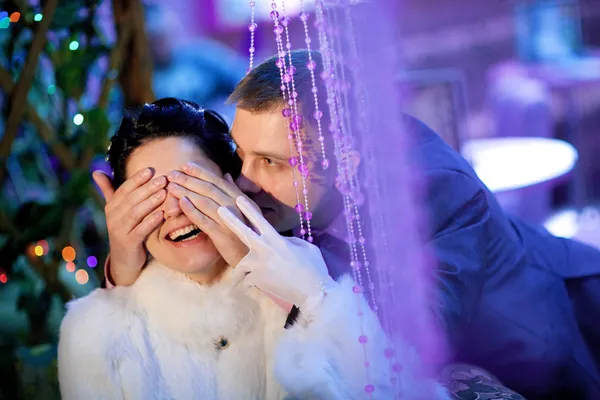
[180,232,201,242]
[169,224,201,241]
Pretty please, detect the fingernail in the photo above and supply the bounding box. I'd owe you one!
[142,168,152,177]
[224,173,233,183]
[182,162,194,171]
[167,171,180,181]
[154,176,166,186]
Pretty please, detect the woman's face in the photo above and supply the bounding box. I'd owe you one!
[125,137,226,280]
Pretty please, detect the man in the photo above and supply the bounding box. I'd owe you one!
[97,50,600,398]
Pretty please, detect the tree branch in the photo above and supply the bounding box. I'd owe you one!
[112,0,154,106]
[0,67,75,171]
[78,20,132,172]
[98,21,132,109]
[79,9,133,170]
[0,0,59,185]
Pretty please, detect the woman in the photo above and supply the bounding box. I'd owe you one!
[58,98,448,399]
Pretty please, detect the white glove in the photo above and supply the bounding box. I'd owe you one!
[217,196,335,314]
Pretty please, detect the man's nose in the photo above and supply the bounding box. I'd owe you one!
[163,193,182,218]
[235,172,261,194]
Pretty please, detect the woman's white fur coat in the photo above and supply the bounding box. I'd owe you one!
[58,261,449,399]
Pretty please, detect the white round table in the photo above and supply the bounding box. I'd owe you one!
[544,207,600,249]
[544,208,580,239]
[462,137,579,193]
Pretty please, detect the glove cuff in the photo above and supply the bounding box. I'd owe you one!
[299,278,336,317]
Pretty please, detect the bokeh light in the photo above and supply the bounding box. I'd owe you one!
[34,245,44,256]
[65,262,76,273]
[34,13,43,22]
[26,244,37,258]
[9,12,20,22]
[47,85,56,95]
[0,17,10,29]
[87,256,98,268]
[0,273,7,284]
[62,246,76,262]
[75,269,89,285]
[38,240,49,254]
[73,113,84,125]
[69,40,79,51]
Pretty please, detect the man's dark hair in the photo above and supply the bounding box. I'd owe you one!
[228,50,328,122]
[107,97,241,188]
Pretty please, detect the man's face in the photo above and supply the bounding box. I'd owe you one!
[231,107,336,232]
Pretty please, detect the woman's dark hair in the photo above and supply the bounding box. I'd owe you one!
[107,98,241,188]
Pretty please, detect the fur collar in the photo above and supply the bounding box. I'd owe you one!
[129,260,271,347]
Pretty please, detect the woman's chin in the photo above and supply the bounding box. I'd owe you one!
[150,235,224,279]
[166,253,225,281]
[177,249,222,272]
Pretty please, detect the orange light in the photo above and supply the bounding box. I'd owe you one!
[27,244,37,258]
[65,262,76,273]
[62,246,76,262]
[75,269,89,285]
[9,12,20,22]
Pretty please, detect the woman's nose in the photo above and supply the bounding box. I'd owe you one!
[163,193,182,218]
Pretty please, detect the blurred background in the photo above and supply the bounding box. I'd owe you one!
[0,0,599,398]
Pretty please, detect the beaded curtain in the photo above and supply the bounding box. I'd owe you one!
[247,0,446,397]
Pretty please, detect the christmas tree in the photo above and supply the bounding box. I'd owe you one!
[0,0,153,397]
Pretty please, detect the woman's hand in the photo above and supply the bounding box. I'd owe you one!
[93,169,167,286]
[166,162,251,267]
[217,196,334,313]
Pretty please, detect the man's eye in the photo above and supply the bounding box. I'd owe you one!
[263,157,277,167]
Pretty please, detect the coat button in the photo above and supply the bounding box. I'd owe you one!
[215,337,229,350]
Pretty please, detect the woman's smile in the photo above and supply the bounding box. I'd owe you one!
[165,230,210,248]
[161,219,211,249]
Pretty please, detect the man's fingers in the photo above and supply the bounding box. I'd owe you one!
[167,171,232,208]
[117,176,168,214]
[179,162,244,200]
[168,183,221,221]
[217,205,258,248]
[235,196,277,238]
[130,210,164,242]
[92,171,115,203]
[111,168,155,206]
[179,197,221,235]
[122,189,167,235]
